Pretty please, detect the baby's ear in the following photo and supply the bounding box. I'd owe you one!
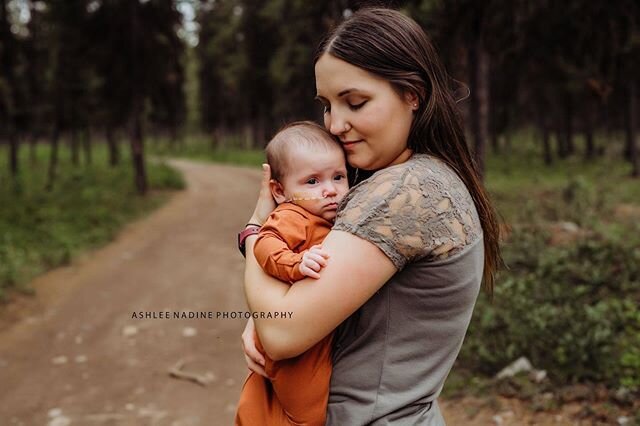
[270,180,287,204]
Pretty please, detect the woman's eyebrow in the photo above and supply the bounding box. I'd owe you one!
[337,88,358,97]
[315,89,363,100]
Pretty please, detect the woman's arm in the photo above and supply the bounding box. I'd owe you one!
[244,229,396,360]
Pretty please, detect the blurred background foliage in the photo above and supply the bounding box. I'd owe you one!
[0,0,639,403]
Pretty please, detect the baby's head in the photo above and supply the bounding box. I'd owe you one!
[266,121,349,222]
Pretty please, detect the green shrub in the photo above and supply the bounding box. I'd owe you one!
[460,228,640,391]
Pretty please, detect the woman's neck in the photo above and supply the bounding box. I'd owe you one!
[388,148,413,167]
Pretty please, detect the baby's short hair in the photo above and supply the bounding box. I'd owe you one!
[266,121,342,181]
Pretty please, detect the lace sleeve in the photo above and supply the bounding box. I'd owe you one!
[333,155,482,270]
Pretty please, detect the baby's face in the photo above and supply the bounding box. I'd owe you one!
[279,146,349,222]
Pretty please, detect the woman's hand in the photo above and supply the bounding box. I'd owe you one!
[241,318,268,378]
[248,164,276,226]
[241,165,273,377]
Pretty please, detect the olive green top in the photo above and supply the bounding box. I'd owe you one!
[327,154,484,425]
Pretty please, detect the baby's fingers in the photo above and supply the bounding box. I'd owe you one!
[304,257,324,272]
[300,264,321,279]
[309,245,330,259]
[306,252,328,268]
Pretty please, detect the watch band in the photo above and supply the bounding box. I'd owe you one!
[238,224,261,257]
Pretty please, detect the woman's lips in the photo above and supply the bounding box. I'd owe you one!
[342,139,362,148]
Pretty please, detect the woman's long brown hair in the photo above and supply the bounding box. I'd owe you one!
[314,7,502,293]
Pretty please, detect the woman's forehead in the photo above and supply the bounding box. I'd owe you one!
[315,54,384,97]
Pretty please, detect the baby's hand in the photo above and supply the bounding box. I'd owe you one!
[299,245,330,279]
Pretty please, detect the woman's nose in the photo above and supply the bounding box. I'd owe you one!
[328,114,347,136]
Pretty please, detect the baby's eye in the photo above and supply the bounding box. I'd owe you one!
[348,101,367,111]
[306,178,318,185]
[334,174,345,181]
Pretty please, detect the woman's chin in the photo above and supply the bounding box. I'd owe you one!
[346,153,372,170]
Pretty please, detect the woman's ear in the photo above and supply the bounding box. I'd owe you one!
[270,180,286,204]
[404,90,421,111]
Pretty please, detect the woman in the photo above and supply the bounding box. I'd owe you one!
[239,7,501,425]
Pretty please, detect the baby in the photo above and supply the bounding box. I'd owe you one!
[235,121,349,426]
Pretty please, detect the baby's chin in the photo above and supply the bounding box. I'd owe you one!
[301,205,336,222]
[302,207,334,222]
[322,211,338,223]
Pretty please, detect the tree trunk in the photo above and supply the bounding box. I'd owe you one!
[596,98,609,157]
[468,39,490,179]
[8,133,18,176]
[106,127,119,167]
[557,95,572,159]
[626,80,639,177]
[243,123,253,149]
[29,133,38,164]
[505,132,513,152]
[565,94,575,156]
[1,0,18,178]
[130,105,147,194]
[82,126,92,165]
[130,0,147,195]
[540,115,553,165]
[70,97,79,165]
[169,124,178,149]
[46,121,61,191]
[490,131,500,155]
[27,0,41,166]
[584,100,596,160]
[252,106,268,149]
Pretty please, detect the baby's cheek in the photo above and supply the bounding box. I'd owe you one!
[290,191,324,201]
[289,197,323,214]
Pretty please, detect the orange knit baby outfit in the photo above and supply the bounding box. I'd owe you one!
[235,203,334,426]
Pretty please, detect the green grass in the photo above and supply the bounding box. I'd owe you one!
[148,133,265,167]
[0,140,184,299]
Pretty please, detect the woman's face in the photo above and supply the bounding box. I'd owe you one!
[315,53,417,170]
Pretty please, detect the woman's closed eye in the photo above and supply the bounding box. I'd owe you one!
[348,100,367,111]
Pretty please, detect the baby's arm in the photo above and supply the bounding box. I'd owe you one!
[254,209,318,283]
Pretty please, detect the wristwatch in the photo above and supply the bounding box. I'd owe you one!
[238,224,262,257]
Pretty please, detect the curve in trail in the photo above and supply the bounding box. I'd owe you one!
[0,159,260,425]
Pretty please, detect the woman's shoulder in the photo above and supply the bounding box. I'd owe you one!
[344,153,469,205]
[335,153,482,268]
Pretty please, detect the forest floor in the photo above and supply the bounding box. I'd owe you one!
[0,159,628,425]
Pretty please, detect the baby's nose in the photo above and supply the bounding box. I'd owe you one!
[323,185,337,198]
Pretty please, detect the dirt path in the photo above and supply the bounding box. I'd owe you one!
[0,160,260,425]
[0,160,583,426]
